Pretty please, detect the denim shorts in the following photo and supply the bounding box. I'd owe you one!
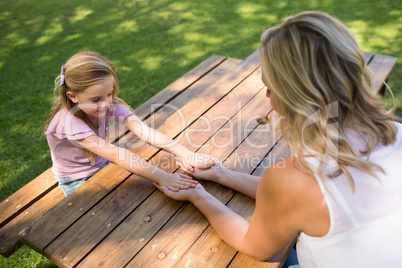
[55,176,92,196]
[56,161,111,196]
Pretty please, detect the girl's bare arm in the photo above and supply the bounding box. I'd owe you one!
[124,114,213,170]
[77,134,197,191]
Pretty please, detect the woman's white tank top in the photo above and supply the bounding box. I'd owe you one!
[297,122,402,267]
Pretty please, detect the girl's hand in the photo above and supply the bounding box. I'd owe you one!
[153,181,206,202]
[176,152,216,172]
[188,159,226,183]
[157,173,198,192]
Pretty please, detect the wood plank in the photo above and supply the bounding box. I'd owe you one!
[362,51,374,64]
[31,52,258,266]
[173,115,292,268]
[4,56,225,256]
[49,143,209,267]
[2,57,238,257]
[44,173,166,267]
[174,68,266,154]
[0,187,64,257]
[367,54,397,94]
[19,164,131,255]
[173,114,280,267]
[228,138,293,268]
[179,193,267,268]
[115,58,242,148]
[108,54,227,143]
[0,168,57,229]
[159,58,243,128]
[18,55,243,257]
[135,55,227,120]
[75,181,184,268]
[0,55,224,257]
[111,55,262,171]
[57,69,266,267]
[125,151,274,268]
[155,50,261,140]
[116,51,260,155]
[125,182,233,268]
[42,148,187,267]
[77,86,270,268]
[125,90,275,267]
[120,64,265,166]
[122,52,260,162]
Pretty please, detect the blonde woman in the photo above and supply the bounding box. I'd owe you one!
[45,51,213,196]
[154,11,402,267]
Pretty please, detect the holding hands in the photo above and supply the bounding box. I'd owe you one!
[156,158,229,201]
[186,158,225,182]
[157,173,198,192]
[153,181,207,202]
[154,150,219,193]
[158,158,259,200]
[176,151,216,172]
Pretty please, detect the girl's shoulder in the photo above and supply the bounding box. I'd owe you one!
[109,101,134,122]
[45,108,94,140]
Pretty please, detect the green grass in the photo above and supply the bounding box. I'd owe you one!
[0,0,400,266]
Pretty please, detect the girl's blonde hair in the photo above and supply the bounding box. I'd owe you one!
[259,11,397,188]
[45,51,129,164]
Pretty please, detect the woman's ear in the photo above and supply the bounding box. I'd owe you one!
[66,91,78,103]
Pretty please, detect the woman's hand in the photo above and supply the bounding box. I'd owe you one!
[187,159,227,183]
[157,173,198,192]
[176,152,216,172]
[153,181,206,202]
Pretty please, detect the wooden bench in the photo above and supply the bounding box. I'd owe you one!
[0,50,397,264]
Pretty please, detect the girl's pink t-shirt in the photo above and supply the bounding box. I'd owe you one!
[45,104,133,179]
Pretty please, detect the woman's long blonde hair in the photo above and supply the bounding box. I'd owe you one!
[259,11,397,188]
[45,51,128,164]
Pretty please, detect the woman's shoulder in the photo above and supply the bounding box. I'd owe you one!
[261,157,316,192]
[259,157,329,235]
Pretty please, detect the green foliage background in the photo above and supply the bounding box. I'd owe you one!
[0,0,400,266]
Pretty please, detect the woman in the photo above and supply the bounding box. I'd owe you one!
[156,11,402,267]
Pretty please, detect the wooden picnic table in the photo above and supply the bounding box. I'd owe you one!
[11,49,397,268]
[18,51,293,268]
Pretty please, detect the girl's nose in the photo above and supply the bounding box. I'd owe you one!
[101,100,110,110]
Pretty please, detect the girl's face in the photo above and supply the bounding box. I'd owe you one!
[67,75,114,118]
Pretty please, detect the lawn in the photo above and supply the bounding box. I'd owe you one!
[0,0,401,266]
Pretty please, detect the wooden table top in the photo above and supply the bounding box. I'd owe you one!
[19,51,292,267]
[18,49,396,268]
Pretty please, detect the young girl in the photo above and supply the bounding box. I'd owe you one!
[45,51,212,196]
